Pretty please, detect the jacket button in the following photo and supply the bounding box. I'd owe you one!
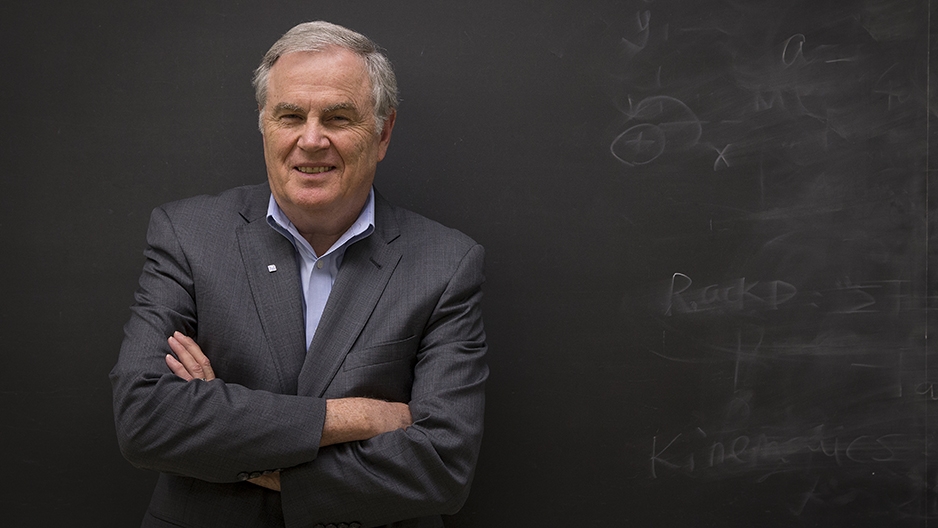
[249,471,262,479]
[236,472,249,481]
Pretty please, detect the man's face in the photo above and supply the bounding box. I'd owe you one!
[260,48,394,230]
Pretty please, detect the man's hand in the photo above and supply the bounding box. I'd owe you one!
[321,398,413,447]
[165,332,216,381]
[249,472,281,491]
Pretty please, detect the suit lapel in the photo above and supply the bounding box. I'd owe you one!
[236,187,307,395]
[297,193,403,397]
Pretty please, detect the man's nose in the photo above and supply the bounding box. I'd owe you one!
[297,121,330,150]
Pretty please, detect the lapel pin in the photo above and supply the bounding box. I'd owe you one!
[267,265,278,273]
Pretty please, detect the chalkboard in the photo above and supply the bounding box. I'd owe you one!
[2,0,935,526]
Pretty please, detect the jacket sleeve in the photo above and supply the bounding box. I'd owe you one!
[110,205,327,483]
[280,243,488,528]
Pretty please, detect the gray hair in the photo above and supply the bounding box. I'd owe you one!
[252,21,399,134]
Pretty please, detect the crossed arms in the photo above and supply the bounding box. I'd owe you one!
[164,331,412,491]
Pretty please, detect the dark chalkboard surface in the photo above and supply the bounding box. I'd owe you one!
[2,1,935,526]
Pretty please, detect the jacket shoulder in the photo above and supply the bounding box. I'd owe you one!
[153,183,268,235]
[159,183,267,217]
[385,201,480,253]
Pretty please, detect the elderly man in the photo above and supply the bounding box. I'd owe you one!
[111,21,487,528]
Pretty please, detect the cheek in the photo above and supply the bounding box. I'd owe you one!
[273,138,296,161]
[349,136,381,164]
[349,127,379,154]
[263,129,295,161]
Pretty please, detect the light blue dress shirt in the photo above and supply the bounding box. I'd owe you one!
[266,189,375,350]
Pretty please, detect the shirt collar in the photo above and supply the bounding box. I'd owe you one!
[266,188,375,259]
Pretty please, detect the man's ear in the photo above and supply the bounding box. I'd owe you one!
[377,110,396,161]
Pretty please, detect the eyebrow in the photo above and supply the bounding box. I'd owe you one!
[271,102,305,115]
[322,102,360,115]
[271,101,361,117]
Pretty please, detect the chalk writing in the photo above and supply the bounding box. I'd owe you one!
[823,280,908,315]
[914,383,938,401]
[610,124,665,166]
[781,34,806,66]
[593,1,930,523]
[659,274,910,317]
[754,90,785,111]
[610,96,702,167]
[664,273,797,315]
[712,144,732,170]
[620,10,652,59]
[650,425,907,480]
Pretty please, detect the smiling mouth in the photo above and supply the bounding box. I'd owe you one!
[296,166,335,174]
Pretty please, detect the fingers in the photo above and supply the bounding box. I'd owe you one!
[164,353,193,381]
[248,472,281,492]
[167,331,215,381]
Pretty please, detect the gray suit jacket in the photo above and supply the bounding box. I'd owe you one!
[110,183,487,528]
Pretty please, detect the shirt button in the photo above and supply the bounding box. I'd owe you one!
[316,260,324,269]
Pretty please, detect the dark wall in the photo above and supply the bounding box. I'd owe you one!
[2,1,935,526]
